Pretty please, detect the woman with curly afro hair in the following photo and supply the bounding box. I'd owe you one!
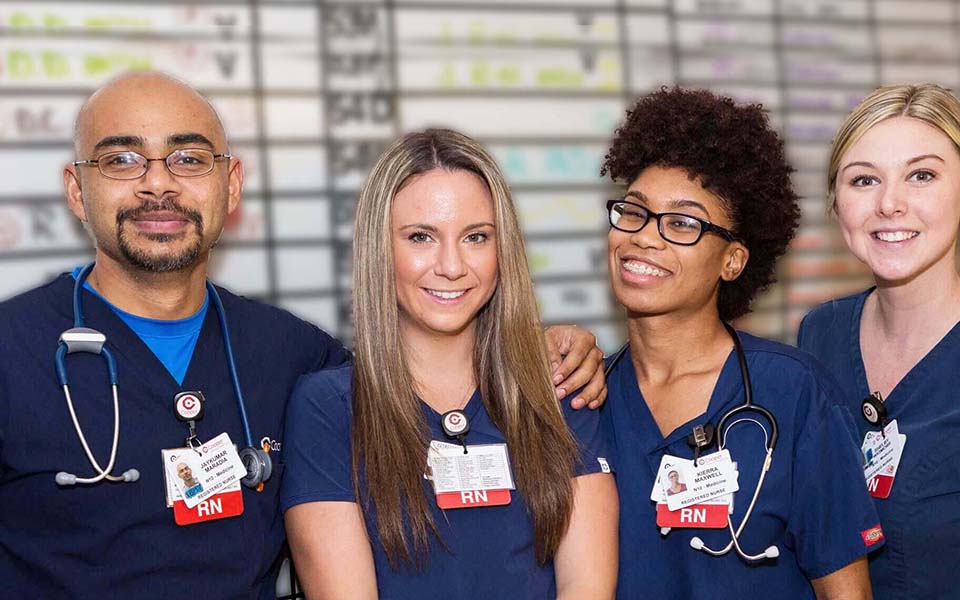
[597,87,881,599]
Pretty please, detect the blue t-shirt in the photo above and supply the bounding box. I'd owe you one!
[71,266,206,384]
[799,289,960,600]
[601,332,883,599]
[281,363,613,599]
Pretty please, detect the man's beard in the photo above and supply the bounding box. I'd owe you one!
[115,198,205,273]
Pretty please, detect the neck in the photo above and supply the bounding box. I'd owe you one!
[86,251,209,319]
[402,321,477,413]
[626,305,732,384]
[869,258,960,340]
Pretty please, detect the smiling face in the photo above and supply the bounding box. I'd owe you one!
[391,168,498,342]
[608,165,747,319]
[64,73,242,273]
[835,116,960,286]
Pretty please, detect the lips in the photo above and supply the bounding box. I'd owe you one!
[117,200,203,236]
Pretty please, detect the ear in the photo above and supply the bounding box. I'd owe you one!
[226,157,244,215]
[720,242,749,282]
[63,165,87,222]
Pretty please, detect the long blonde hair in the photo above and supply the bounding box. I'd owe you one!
[351,128,579,568]
[828,83,960,210]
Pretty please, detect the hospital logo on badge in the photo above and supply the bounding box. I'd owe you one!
[174,391,204,421]
[442,411,468,436]
[862,403,878,423]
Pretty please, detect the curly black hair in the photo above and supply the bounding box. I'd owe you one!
[601,87,800,321]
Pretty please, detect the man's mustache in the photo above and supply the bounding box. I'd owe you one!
[116,198,203,232]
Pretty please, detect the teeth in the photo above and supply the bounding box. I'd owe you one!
[875,231,918,242]
[427,289,465,299]
[623,261,669,277]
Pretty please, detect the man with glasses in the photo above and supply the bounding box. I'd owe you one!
[0,72,606,598]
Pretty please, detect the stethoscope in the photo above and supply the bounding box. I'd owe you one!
[54,263,272,489]
[605,322,781,562]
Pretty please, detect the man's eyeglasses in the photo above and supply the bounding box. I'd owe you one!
[73,149,232,180]
[606,199,738,246]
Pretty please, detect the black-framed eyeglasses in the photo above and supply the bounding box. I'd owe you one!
[606,199,738,246]
[72,148,232,180]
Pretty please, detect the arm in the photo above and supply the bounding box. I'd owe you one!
[286,501,378,600]
[544,325,606,409]
[811,556,871,600]
[554,473,619,600]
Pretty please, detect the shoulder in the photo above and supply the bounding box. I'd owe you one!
[739,332,844,407]
[295,362,354,400]
[289,362,354,420]
[0,274,72,324]
[797,289,871,347]
[211,282,350,369]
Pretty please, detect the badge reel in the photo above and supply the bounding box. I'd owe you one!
[861,392,888,431]
[441,409,470,453]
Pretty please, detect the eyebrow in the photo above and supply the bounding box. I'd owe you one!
[91,132,217,156]
[92,135,145,153]
[398,222,496,233]
[842,154,945,174]
[624,190,711,217]
[167,132,215,149]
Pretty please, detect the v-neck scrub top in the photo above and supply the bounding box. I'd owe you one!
[799,289,960,600]
[0,274,351,599]
[601,331,882,599]
[280,363,613,599]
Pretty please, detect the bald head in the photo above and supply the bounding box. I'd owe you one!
[73,72,228,157]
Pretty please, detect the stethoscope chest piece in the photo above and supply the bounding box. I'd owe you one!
[240,446,272,488]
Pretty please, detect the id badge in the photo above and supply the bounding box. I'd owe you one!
[161,433,246,526]
[657,450,739,511]
[425,441,514,509]
[651,454,737,529]
[862,420,906,499]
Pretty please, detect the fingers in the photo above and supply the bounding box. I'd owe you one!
[570,356,607,409]
[558,345,604,406]
[543,327,567,378]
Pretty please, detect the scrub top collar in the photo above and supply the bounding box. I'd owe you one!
[55,273,223,398]
[612,341,744,452]
[848,287,960,414]
[420,387,486,435]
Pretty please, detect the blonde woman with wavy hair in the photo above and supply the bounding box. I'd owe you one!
[799,83,960,598]
[281,128,618,599]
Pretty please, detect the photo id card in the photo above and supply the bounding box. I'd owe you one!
[862,420,906,499]
[657,450,740,512]
[164,432,246,509]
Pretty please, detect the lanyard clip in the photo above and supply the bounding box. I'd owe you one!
[687,423,715,466]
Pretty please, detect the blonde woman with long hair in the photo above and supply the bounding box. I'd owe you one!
[281,129,619,599]
[798,83,960,599]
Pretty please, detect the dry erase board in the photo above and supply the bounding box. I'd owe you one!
[2,0,949,348]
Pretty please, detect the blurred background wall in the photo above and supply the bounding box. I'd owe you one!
[1,0,949,350]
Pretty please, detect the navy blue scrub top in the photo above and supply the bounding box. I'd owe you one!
[601,331,882,599]
[281,363,613,599]
[0,274,351,599]
[799,289,960,600]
